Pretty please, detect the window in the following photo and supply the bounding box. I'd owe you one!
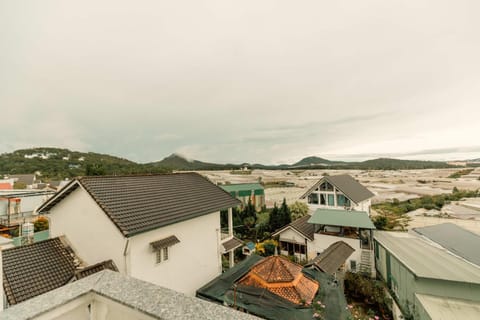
[163,247,169,261]
[308,193,319,204]
[350,260,357,272]
[155,247,169,264]
[156,250,163,264]
[327,194,335,206]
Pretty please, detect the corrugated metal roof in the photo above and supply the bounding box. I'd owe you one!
[300,174,374,204]
[39,173,241,237]
[416,294,480,320]
[374,231,480,284]
[220,183,264,193]
[413,223,480,266]
[308,209,375,229]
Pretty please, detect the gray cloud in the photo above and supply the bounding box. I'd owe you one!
[1,0,479,163]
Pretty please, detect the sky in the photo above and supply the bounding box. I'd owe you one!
[1,0,480,164]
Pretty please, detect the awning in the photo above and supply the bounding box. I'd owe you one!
[308,209,375,229]
[150,235,180,250]
[222,237,243,252]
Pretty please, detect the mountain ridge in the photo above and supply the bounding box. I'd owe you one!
[0,147,460,179]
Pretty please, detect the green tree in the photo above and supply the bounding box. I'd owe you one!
[269,203,282,231]
[85,163,106,176]
[279,198,292,226]
[289,201,309,220]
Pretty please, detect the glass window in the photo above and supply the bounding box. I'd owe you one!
[320,194,326,205]
[321,182,333,191]
[163,247,169,261]
[328,194,335,206]
[308,193,319,204]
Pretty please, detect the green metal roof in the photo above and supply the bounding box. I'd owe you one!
[374,231,480,284]
[308,209,375,229]
[220,183,264,194]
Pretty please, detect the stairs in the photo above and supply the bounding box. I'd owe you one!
[359,250,374,276]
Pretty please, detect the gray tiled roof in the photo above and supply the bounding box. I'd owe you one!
[2,237,76,305]
[272,214,315,240]
[413,223,480,266]
[305,241,355,274]
[74,260,118,280]
[38,173,241,237]
[0,270,261,320]
[301,174,374,204]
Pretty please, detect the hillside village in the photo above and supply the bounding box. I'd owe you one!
[0,159,479,320]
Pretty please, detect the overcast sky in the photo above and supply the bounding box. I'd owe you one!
[1,0,479,164]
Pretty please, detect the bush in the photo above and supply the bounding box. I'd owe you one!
[33,216,49,232]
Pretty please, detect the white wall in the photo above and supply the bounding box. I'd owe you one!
[311,233,362,271]
[48,187,127,273]
[129,211,222,296]
[37,294,157,320]
[278,228,309,245]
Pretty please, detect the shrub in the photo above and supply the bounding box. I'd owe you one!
[33,216,49,232]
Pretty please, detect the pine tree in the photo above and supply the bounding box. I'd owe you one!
[269,203,281,231]
[279,198,292,226]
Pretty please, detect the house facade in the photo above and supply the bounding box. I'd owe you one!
[37,173,240,296]
[300,174,373,213]
[273,174,376,275]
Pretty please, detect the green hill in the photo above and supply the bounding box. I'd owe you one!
[0,147,168,179]
[0,148,456,179]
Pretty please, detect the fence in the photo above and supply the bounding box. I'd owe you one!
[12,230,50,246]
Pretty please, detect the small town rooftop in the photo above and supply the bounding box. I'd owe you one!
[301,174,374,204]
[37,173,241,237]
[413,223,480,266]
[374,231,480,284]
[308,209,375,229]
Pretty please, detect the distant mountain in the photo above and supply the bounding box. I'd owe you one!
[354,158,451,170]
[291,156,345,167]
[151,153,236,170]
[0,148,457,179]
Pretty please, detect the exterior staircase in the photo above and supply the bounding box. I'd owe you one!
[359,250,374,277]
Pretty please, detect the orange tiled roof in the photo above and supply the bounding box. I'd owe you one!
[0,183,12,190]
[237,256,319,305]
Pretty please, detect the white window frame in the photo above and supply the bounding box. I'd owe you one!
[155,246,170,265]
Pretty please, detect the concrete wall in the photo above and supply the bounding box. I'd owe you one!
[48,187,128,273]
[129,211,222,296]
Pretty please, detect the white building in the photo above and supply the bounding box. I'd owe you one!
[37,173,240,296]
[0,270,260,320]
[273,174,376,275]
[300,174,374,213]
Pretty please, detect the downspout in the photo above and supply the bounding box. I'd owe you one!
[123,239,130,276]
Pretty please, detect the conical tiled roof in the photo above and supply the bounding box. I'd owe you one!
[237,256,319,305]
